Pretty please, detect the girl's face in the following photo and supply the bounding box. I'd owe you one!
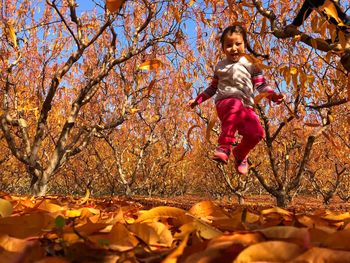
[223,32,245,62]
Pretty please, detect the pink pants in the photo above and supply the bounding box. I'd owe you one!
[216,97,264,161]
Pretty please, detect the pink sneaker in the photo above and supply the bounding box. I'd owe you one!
[213,148,230,164]
[235,158,249,174]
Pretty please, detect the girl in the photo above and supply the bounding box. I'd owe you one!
[188,25,284,175]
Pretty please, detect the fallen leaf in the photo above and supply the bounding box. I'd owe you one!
[321,229,350,250]
[0,198,13,217]
[291,247,350,262]
[0,213,55,238]
[128,221,173,247]
[234,241,304,262]
[135,206,189,223]
[257,226,311,248]
[89,222,138,251]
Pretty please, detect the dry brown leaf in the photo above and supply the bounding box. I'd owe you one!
[89,222,139,251]
[308,228,330,246]
[189,200,228,219]
[190,216,223,239]
[106,0,124,13]
[290,247,350,263]
[128,222,173,247]
[297,215,338,233]
[234,241,304,262]
[261,207,292,216]
[135,206,189,223]
[0,213,55,238]
[257,226,311,248]
[207,232,265,247]
[163,234,189,263]
[320,229,350,250]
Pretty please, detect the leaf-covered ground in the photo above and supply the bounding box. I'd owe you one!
[1,193,350,262]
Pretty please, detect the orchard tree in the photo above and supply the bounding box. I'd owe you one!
[0,0,190,195]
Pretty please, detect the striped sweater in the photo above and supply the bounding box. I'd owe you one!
[194,56,274,108]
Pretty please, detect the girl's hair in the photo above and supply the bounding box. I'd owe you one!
[220,24,269,59]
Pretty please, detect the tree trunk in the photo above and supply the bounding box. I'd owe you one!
[237,195,245,205]
[32,172,49,196]
[275,193,291,208]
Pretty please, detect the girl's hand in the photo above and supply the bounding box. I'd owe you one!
[268,93,284,105]
[188,99,198,109]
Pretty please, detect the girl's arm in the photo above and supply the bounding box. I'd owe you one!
[252,67,284,104]
[189,76,218,108]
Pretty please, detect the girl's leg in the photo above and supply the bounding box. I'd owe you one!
[233,107,264,162]
[215,98,242,155]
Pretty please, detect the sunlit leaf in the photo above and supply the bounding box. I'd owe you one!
[89,223,138,251]
[65,209,82,218]
[290,67,298,75]
[322,212,350,221]
[128,222,173,247]
[189,200,228,219]
[135,206,189,223]
[0,198,13,217]
[191,216,223,239]
[130,108,140,114]
[138,59,163,71]
[261,207,291,216]
[321,0,344,25]
[5,21,17,48]
[37,200,65,213]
